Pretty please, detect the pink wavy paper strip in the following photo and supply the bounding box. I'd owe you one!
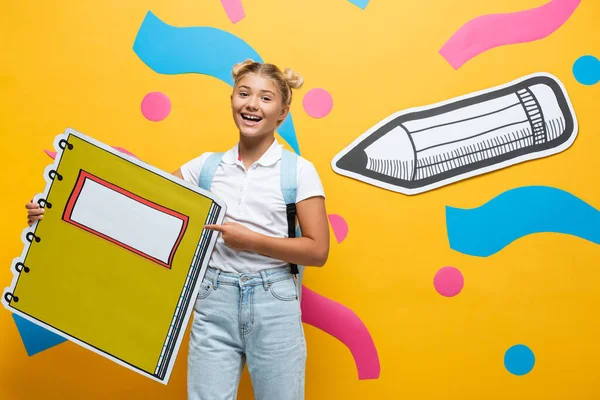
[220,0,245,23]
[44,147,139,160]
[301,286,380,380]
[439,0,581,69]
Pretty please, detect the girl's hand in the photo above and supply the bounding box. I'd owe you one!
[204,222,258,252]
[26,201,44,226]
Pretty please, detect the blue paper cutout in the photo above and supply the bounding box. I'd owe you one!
[504,344,535,376]
[132,11,301,154]
[12,314,67,356]
[348,0,370,9]
[446,186,600,257]
[573,55,600,85]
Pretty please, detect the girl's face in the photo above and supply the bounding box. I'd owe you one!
[231,74,288,140]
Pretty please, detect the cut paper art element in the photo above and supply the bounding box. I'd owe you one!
[573,55,600,85]
[3,128,226,384]
[45,146,139,160]
[44,149,57,159]
[132,10,300,154]
[504,344,535,376]
[348,0,370,10]
[439,0,581,69]
[301,286,380,380]
[12,313,67,356]
[303,88,333,118]
[63,171,188,269]
[433,267,464,297]
[446,186,600,257]
[328,214,348,243]
[220,0,245,23]
[332,73,577,195]
[141,92,171,122]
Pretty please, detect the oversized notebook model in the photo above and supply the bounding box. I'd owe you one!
[2,128,226,384]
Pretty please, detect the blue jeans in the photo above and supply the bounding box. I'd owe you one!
[187,266,306,400]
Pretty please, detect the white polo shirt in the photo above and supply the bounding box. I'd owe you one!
[180,139,325,273]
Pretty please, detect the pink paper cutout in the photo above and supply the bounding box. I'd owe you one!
[328,214,349,243]
[301,286,380,380]
[44,147,139,160]
[44,149,57,159]
[141,92,172,122]
[439,0,581,69]
[220,0,245,24]
[303,88,333,118]
[433,266,464,297]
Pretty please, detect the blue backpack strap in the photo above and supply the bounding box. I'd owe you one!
[280,149,301,275]
[199,152,224,191]
[280,149,297,205]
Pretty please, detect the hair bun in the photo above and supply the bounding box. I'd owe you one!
[283,68,304,90]
[232,59,256,80]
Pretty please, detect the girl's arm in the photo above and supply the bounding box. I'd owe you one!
[206,196,330,267]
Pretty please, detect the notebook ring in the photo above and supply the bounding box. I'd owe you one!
[26,232,41,243]
[15,262,30,273]
[59,139,73,150]
[4,292,18,303]
[37,198,52,209]
[48,170,63,181]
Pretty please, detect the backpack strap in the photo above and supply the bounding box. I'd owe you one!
[280,149,299,275]
[199,152,224,191]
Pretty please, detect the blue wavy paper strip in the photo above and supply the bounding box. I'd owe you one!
[132,11,300,154]
[446,186,600,257]
[12,314,66,356]
[348,0,370,9]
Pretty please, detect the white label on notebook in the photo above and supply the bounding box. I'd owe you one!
[64,171,188,268]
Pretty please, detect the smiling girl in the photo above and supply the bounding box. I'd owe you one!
[26,59,329,399]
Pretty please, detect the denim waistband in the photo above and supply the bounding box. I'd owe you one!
[203,265,294,290]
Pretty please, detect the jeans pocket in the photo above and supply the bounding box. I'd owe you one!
[269,277,298,301]
[197,279,214,300]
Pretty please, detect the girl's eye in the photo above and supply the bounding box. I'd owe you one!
[239,92,248,97]
[262,97,271,101]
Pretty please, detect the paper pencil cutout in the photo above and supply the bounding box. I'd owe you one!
[332,73,578,195]
[2,128,226,384]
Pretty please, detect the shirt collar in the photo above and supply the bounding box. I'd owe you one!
[222,138,283,167]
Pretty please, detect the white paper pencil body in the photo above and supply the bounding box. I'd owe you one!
[331,72,578,195]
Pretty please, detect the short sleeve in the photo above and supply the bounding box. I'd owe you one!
[179,152,213,187]
[296,158,325,203]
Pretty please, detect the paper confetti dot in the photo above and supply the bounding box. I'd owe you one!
[504,344,535,376]
[433,266,464,297]
[303,88,333,118]
[141,92,171,122]
[573,55,600,85]
[328,214,349,243]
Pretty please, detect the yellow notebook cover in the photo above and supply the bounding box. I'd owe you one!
[2,128,226,384]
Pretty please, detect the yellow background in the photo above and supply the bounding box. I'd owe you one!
[1,0,599,398]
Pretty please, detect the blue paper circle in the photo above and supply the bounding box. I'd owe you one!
[573,55,600,85]
[504,344,535,376]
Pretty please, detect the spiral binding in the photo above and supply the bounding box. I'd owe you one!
[59,138,73,150]
[4,138,74,306]
[26,232,41,243]
[37,198,52,209]
[15,262,30,273]
[4,293,19,303]
[48,170,63,181]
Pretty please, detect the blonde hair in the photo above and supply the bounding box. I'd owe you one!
[232,59,303,107]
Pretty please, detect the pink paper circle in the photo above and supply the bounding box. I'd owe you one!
[141,92,171,122]
[328,214,349,243]
[434,267,464,297]
[303,88,333,118]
